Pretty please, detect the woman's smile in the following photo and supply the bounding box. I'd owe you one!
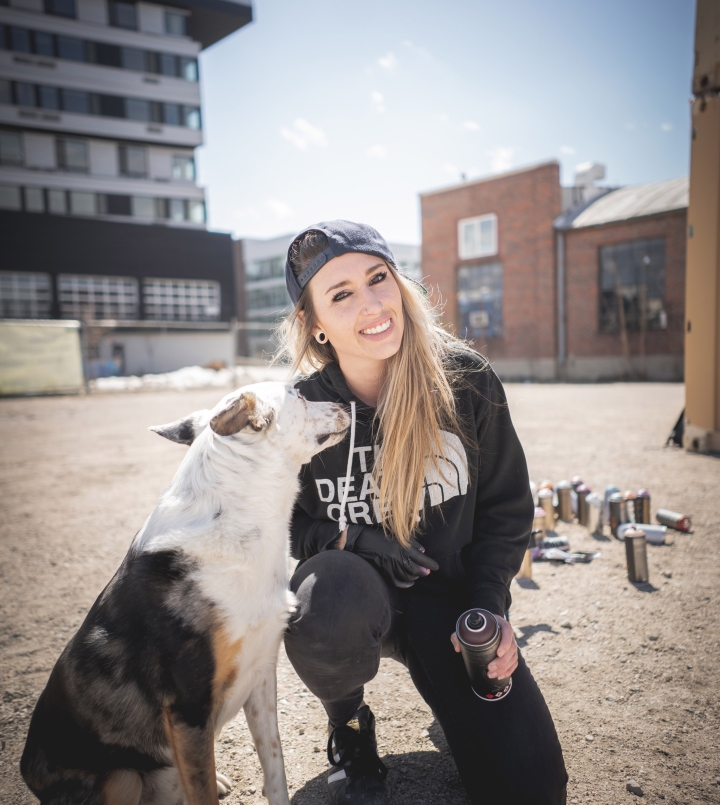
[359,317,393,338]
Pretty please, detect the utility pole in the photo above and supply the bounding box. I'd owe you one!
[684,0,720,453]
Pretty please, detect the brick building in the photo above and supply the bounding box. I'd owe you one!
[420,162,688,382]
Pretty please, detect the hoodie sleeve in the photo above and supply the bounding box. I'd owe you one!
[290,502,343,561]
[464,368,533,617]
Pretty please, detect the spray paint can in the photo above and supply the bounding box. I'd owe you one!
[533,507,546,540]
[634,489,651,525]
[576,485,591,526]
[571,475,583,493]
[603,485,620,525]
[537,535,570,550]
[618,521,667,545]
[624,527,649,583]
[556,480,573,522]
[538,488,555,533]
[623,491,637,523]
[586,492,603,534]
[656,509,692,532]
[455,609,512,701]
[516,549,533,579]
[609,492,626,537]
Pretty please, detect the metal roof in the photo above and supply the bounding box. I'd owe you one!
[559,177,688,230]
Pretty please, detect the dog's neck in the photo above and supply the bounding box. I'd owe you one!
[134,430,300,556]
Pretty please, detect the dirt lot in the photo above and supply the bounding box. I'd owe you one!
[1,381,718,804]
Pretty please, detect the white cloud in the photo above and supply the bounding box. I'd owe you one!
[266,198,294,219]
[378,52,397,69]
[280,118,328,150]
[438,113,449,124]
[444,163,459,176]
[661,122,673,131]
[402,39,413,47]
[464,121,480,131]
[486,146,515,173]
[560,145,576,155]
[371,91,385,112]
[368,144,387,158]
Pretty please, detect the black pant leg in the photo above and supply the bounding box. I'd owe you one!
[285,550,402,727]
[400,591,568,805]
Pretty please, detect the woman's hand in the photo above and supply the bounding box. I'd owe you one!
[449,615,519,679]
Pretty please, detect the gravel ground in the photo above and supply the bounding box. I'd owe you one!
[0,381,718,804]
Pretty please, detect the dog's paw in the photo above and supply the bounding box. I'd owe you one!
[216,772,233,798]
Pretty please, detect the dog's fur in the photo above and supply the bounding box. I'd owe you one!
[21,382,350,805]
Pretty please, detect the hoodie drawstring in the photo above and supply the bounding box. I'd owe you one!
[338,401,357,533]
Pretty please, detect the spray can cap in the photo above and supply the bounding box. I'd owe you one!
[556,480,571,489]
[636,489,650,499]
[456,609,498,647]
[624,527,646,539]
[576,484,591,494]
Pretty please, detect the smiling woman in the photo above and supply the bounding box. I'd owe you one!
[276,220,568,805]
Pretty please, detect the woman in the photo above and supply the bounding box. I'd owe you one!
[279,220,567,805]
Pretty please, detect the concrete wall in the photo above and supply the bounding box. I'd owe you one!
[0,320,83,395]
[420,162,561,364]
[564,210,686,380]
[97,330,234,376]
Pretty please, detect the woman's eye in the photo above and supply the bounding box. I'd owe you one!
[369,271,387,285]
[332,290,350,303]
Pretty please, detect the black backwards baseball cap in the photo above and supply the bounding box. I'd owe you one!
[284,219,425,305]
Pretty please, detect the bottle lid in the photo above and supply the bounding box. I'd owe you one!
[571,475,583,484]
[609,492,623,502]
[623,490,637,500]
[556,479,571,489]
[538,488,553,499]
[636,489,650,499]
[624,527,646,539]
[576,484,591,494]
[456,609,498,647]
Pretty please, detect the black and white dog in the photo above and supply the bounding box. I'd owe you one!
[21,382,349,805]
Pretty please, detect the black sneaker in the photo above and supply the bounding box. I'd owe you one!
[326,705,389,804]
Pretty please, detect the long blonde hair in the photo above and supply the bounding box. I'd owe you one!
[276,231,473,547]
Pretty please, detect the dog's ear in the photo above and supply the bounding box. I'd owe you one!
[149,409,212,446]
[210,391,273,436]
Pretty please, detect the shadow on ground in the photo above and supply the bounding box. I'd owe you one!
[290,750,470,805]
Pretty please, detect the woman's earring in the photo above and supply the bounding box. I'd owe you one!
[315,331,328,344]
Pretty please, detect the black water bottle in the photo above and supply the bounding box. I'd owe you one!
[455,609,512,701]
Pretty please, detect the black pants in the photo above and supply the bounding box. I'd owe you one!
[285,550,568,805]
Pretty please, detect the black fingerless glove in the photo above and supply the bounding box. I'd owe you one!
[344,524,440,588]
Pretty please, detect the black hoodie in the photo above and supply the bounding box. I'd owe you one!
[291,350,533,617]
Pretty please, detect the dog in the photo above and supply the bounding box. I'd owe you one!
[21,382,350,805]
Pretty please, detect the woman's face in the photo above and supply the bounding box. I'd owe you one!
[306,252,404,364]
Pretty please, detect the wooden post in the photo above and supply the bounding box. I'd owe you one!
[684,0,720,452]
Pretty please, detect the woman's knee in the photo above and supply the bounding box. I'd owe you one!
[286,550,394,651]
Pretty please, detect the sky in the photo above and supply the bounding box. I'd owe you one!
[196,0,696,244]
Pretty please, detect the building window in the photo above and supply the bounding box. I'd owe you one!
[159,52,177,76]
[58,275,139,320]
[10,26,32,53]
[184,107,201,130]
[165,11,187,36]
[99,194,132,216]
[109,1,137,30]
[457,262,503,340]
[0,184,22,210]
[15,82,36,108]
[48,188,67,214]
[57,138,89,172]
[61,88,90,114]
[131,196,154,219]
[69,191,96,216]
[0,79,11,105]
[181,58,198,82]
[599,239,667,333]
[44,0,76,19]
[120,47,146,71]
[0,130,23,165]
[143,279,221,321]
[246,285,291,311]
[38,85,60,110]
[0,271,52,318]
[172,155,195,181]
[56,35,85,62]
[24,187,45,212]
[247,257,286,280]
[33,31,55,57]
[119,144,147,177]
[458,214,498,260]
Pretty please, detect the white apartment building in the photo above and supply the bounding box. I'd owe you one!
[236,233,422,359]
[0,0,250,224]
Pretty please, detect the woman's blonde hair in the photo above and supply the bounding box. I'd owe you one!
[276,230,473,548]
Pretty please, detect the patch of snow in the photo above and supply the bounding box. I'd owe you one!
[90,364,293,393]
